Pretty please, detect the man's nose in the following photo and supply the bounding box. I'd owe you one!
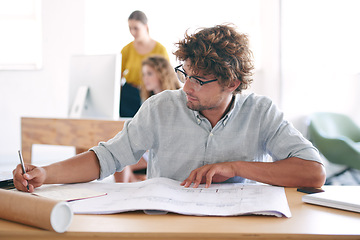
[182,77,194,93]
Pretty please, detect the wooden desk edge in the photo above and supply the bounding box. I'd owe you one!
[1,230,360,240]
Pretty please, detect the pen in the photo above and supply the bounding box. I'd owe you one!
[18,150,29,191]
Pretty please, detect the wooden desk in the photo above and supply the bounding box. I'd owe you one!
[21,117,125,164]
[0,187,359,240]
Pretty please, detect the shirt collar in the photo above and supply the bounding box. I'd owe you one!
[193,94,239,126]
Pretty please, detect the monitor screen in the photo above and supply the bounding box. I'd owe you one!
[68,54,121,120]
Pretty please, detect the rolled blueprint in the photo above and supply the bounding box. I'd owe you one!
[0,189,73,233]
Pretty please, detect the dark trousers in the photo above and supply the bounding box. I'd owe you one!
[120,82,141,117]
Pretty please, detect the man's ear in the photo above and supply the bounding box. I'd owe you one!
[227,79,241,92]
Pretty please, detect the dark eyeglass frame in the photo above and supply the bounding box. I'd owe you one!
[174,64,218,86]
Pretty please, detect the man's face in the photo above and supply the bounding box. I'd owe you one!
[182,60,230,113]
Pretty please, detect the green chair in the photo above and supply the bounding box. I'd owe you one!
[308,112,360,171]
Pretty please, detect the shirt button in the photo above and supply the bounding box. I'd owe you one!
[210,133,214,137]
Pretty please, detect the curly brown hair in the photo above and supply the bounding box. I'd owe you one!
[174,24,254,94]
[141,55,181,100]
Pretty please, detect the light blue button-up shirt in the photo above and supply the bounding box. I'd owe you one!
[91,90,322,183]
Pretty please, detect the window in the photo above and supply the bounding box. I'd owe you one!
[0,0,42,70]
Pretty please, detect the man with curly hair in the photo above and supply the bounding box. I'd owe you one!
[13,24,325,192]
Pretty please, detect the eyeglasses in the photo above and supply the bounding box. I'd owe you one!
[174,64,218,91]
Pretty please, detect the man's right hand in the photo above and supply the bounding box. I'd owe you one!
[12,164,46,193]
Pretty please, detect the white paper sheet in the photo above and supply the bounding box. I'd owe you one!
[68,178,292,217]
[33,184,107,201]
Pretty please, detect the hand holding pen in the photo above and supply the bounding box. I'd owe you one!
[18,150,29,191]
[13,151,47,192]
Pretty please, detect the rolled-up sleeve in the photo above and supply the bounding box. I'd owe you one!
[90,121,141,179]
[260,99,322,163]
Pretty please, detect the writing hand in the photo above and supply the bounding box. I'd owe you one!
[12,164,46,193]
[181,162,238,188]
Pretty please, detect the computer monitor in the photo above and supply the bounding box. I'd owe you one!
[68,54,121,120]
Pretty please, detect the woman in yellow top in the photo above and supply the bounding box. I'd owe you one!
[120,10,169,117]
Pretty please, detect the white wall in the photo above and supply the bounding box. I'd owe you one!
[0,0,85,165]
[83,0,282,104]
[84,0,263,68]
[281,0,360,133]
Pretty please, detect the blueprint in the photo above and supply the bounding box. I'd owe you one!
[65,177,291,217]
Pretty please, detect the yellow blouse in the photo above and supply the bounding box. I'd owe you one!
[121,41,169,87]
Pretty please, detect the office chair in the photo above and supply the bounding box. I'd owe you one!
[308,112,360,182]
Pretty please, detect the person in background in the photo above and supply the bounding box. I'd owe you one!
[114,55,181,182]
[13,24,326,193]
[120,10,169,117]
[140,55,181,101]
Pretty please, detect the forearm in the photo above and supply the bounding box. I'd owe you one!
[129,157,147,171]
[44,151,101,184]
[234,157,326,188]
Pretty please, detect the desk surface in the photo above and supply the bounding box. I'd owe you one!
[0,187,359,240]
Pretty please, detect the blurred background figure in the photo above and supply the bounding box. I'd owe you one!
[140,55,181,101]
[114,55,181,183]
[120,10,169,117]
